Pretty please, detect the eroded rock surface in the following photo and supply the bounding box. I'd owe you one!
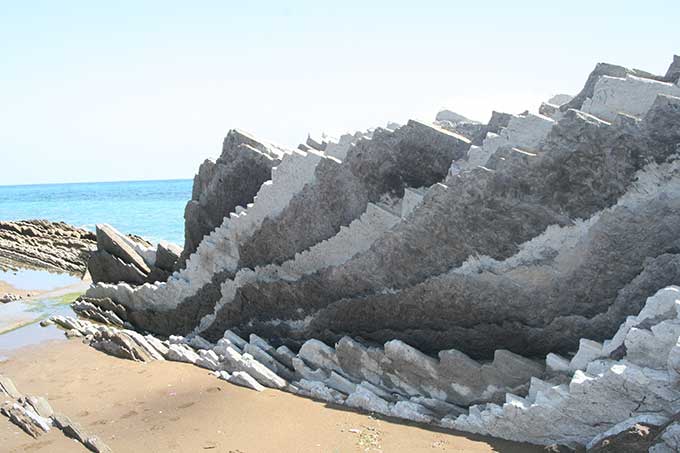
[0,220,96,275]
[75,55,680,449]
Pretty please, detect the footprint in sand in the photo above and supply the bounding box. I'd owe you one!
[177,402,195,409]
[121,409,139,419]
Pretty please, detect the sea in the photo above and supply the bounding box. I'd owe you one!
[0,179,192,245]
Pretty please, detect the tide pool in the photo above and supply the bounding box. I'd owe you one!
[0,268,80,291]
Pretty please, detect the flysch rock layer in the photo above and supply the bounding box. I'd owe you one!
[64,283,680,449]
[76,55,680,449]
[87,119,470,336]
[0,220,96,275]
[84,57,680,358]
[88,223,184,285]
[179,129,289,267]
[195,68,680,354]
[448,286,680,448]
[194,200,405,333]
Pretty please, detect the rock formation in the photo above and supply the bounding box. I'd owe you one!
[88,223,183,285]
[0,374,111,452]
[80,55,680,449]
[0,220,96,275]
[179,129,289,267]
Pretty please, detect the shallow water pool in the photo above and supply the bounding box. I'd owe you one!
[0,268,80,291]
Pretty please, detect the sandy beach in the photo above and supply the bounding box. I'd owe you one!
[0,339,542,453]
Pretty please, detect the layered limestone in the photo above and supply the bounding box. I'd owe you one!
[195,200,404,333]
[448,286,680,447]
[180,129,288,266]
[88,146,331,317]
[580,74,680,122]
[0,220,96,275]
[464,112,555,170]
[303,156,680,357]
[76,56,680,448]
[88,224,182,285]
[198,81,680,352]
[88,119,470,336]
[86,57,680,358]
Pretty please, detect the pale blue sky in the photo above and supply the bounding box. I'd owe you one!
[1,1,678,185]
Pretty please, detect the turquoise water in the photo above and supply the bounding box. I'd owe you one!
[0,269,80,290]
[0,298,76,356]
[0,179,192,245]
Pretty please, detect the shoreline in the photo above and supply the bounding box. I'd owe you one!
[0,273,90,337]
[0,275,91,301]
[0,340,542,453]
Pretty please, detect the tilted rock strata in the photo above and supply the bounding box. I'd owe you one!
[0,374,112,452]
[88,119,470,336]
[85,57,680,360]
[448,287,680,448]
[66,285,680,449]
[180,129,288,267]
[77,56,680,448]
[88,224,182,285]
[0,220,96,275]
[198,79,680,353]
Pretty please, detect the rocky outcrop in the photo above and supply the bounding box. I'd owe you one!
[87,224,182,285]
[449,287,680,448]
[87,119,470,336]
[179,129,288,267]
[85,58,680,350]
[0,220,96,275]
[1,293,21,303]
[79,56,680,448]
[0,374,111,452]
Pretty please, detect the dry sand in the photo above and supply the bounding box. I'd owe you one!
[0,340,543,453]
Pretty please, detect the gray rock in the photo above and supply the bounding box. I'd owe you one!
[0,220,96,275]
[345,384,392,416]
[653,421,680,453]
[435,110,474,123]
[295,379,345,403]
[53,413,87,443]
[0,375,22,399]
[179,129,284,267]
[195,349,221,371]
[156,240,182,271]
[25,396,53,418]
[223,330,247,350]
[90,329,156,362]
[144,335,170,357]
[95,224,151,274]
[664,54,680,83]
[586,414,668,451]
[228,371,266,392]
[391,400,435,423]
[1,401,50,438]
[165,344,200,364]
[88,250,148,285]
[85,435,113,453]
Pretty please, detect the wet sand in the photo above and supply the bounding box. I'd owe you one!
[0,275,90,336]
[0,340,543,453]
[0,279,42,299]
[0,272,90,301]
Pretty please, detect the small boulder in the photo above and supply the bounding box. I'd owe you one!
[228,371,265,392]
[156,241,182,271]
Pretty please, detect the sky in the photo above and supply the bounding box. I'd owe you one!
[1,1,678,186]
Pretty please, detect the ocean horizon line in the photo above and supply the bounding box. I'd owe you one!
[0,177,194,189]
